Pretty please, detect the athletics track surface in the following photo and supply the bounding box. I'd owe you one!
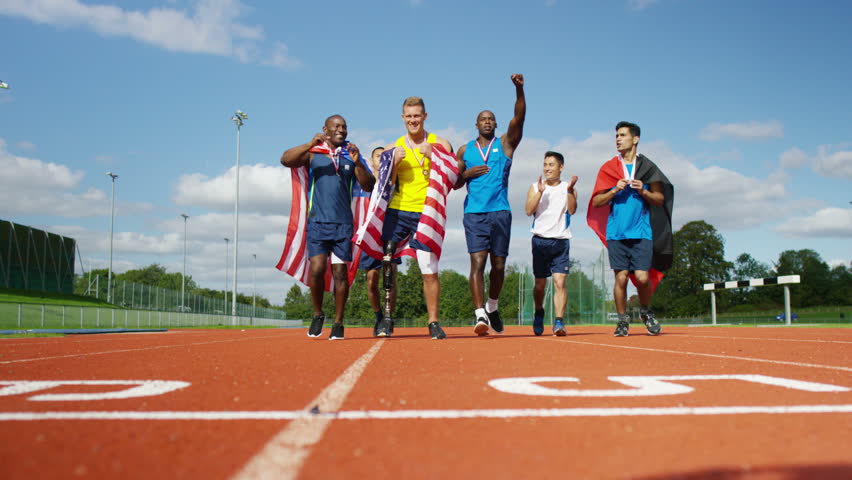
[1,326,850,479]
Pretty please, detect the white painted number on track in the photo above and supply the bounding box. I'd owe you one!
[487,375,850,397]
[0,380,191,401]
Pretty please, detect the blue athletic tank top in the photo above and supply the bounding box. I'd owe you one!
[462,138,512,213]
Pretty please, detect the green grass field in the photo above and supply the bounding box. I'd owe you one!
[0,287,116,308]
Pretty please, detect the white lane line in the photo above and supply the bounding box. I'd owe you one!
[2,404,851,421]
[231,340,384,480]
[542,338,852,372]
[0,334,288,365]
[676,334,852,345]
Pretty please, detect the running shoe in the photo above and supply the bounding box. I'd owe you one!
[614,314,630,337]
[533,309,545,336]
[329,323,344,340]
[641,309,662,335]
[487,309,504,333]
[308,314,325,337]
[553,319,566,336]
[372,311,383,337]
[429,321,447,340]
[375,317,392,337]
[474,314,490,336]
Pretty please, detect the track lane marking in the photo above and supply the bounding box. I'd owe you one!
[541,338,852,372]
[231,339,384,480]
[2,404,852,421]
[675,334,852,344]
[0,334,289,364]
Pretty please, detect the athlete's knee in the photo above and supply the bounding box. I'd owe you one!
[417,249,439,274]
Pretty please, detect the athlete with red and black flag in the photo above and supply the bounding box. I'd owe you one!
[588,121,674,337]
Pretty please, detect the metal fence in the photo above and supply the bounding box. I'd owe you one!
[0,302,300,330]
[78,274,284,320]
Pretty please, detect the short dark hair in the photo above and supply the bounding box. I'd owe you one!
[371,146,385,156]
[615,121,640,138]
[544,151,564,165]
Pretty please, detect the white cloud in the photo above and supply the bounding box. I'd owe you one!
[699,120,784,141]
[814,146,852,180]
[775,208,852,238]
[0,138,154,217]
[172,163,292,214]
[0,0,300,68]
[779,147,807,169]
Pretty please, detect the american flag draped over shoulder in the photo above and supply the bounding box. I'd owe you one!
[354,143,458,261]
[275,142,364,292]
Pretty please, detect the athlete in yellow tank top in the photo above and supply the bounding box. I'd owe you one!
[388,132,437,212]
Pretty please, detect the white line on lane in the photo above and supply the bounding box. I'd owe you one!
[230,340,384,480]
[2,404,851,421]
[542,338,852,372]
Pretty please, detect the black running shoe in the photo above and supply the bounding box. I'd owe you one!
[372,312,382,337]
[329,323,344,340]
[487,309,504,333]
[429,321,447,340]
[308,314,325,337]
[533,309,544,336]
[641,309,661,335]
[614,314,630,337]
[474,314,490,336]
[376,317,392,337]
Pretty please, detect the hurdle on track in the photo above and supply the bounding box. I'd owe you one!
[703,275,801,326]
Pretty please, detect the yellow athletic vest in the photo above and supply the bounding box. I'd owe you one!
[388,133,437,212]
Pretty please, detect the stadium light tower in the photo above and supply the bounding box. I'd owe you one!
[180,214,189,311]
[231,109,248,320]
[252,253,257,316]
[105,172,118,304]
[224,237,230,315]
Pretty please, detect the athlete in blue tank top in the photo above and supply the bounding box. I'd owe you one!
[280,114,375,340]
[454,74,526,336]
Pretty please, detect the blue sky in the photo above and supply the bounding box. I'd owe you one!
[2,0,850,305]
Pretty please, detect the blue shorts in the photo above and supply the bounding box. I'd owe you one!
[306,221,353,262]
[381,208,431,252]
[608,238,652,271]
[463,210,511,256]
[532,236,571,278]
[357,252,400,270]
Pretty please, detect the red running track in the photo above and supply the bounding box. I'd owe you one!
[1,326,851,479]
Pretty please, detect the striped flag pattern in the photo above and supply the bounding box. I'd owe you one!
[275,143,362,292]
[354,143,458,261]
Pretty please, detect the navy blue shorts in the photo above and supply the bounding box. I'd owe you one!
[306,222,353,262]
[381,208,431,252]
[463,210,511,256]
[608,238,652,271]
[357,252,400,270]
[532,236,571,278]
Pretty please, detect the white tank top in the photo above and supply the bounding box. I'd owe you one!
[530,181,573,239]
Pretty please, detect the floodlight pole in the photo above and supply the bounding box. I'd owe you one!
[231,110,248,322]
[181,214,189,311]
[224,237,230,315]
[105,172,118,304]
[252,253,257,316]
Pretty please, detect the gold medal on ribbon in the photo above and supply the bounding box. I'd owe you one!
[423,168,429,178]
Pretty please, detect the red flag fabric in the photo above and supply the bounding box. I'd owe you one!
[354,143,458,261]
[587,156,668,292]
